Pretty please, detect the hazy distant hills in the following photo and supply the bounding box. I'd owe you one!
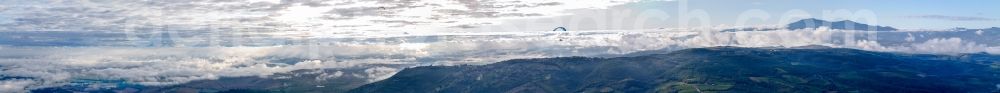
[723,18,898,31]
[27,47,1000,93]
[952,27,1000,32]
[786,18,897,31]
[30,65,389,93]
[350,47,1000,93]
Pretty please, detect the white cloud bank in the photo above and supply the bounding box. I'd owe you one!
[0,0,657,32]
[0,79,35,93]
[0,29,998,90]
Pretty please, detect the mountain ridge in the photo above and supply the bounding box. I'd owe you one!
[723,18,898,31]
[349,46,1000,93]
[786,18,897,31]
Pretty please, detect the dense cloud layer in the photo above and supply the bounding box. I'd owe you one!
[0,0,654,32]
[1,28,999,91]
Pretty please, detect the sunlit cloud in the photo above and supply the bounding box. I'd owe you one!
[2,28,999,90]
[0,0,655,32]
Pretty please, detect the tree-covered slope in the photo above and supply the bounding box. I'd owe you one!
[350,47,1000,93]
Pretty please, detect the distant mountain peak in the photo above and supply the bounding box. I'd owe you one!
[799,18,824,21]
[721,18,899,32]
[786,18,897,31]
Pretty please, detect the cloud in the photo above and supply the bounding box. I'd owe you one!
[862,38,999,54]
[0,79,34,93]
[315,71,344,81]
[906,15,997,21]
[0,0,652,32]
[358,66,399,82]
[1,28,999,90]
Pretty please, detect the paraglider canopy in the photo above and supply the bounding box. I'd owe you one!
[552,27,567,31]
[553,27,568,41]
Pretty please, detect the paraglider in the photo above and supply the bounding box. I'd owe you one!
[553,27,568,41]
[552,27,567,31]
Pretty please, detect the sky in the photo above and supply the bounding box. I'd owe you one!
[1,0,998,33]
[661,0,1000,29]
[473,0,1000,31]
